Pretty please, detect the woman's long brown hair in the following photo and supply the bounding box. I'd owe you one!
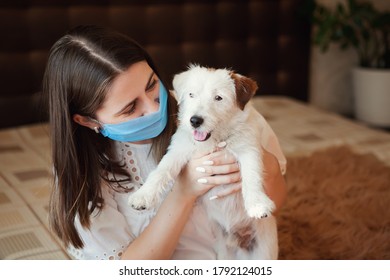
[42,25,177,248]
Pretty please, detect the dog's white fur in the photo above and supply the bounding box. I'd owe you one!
[128,65,278,259]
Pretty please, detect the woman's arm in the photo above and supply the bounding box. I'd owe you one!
[72,182,200,260]
[262,147,287,215]
[120,185,197,259]
[121,145,286,259]
[121,148,241,260]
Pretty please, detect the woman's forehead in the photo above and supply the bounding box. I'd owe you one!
[100,61,154,113]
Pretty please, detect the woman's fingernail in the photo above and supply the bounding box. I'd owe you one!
[217,141,227,148]
[202,160,214,166]
[197,178,208,184]
[209,195,218,201]
[196,167,206,173]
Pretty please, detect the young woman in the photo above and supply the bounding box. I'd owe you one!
[43,25,287,260]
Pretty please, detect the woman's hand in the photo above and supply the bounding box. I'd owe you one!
[174,142,287,215]
[174,142,241,199]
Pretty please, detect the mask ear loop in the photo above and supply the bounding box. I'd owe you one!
[88,117,102,134]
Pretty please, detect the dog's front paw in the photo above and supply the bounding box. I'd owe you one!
[245,194,275,219]
[128,188,157,210]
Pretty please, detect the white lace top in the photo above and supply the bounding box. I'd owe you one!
[68,121,286,260]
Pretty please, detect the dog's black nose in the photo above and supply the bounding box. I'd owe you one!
[190,116,204,128]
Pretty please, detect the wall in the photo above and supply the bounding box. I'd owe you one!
[0,0,310,128]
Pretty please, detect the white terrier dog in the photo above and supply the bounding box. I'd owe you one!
[128,65,278,259]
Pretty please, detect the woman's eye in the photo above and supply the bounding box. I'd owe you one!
[215,95,223,101]
[146,79,157,91]
[124,101,137,115]
[189,93,194,98]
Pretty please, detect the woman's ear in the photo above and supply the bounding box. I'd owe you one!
[73,114,100,133]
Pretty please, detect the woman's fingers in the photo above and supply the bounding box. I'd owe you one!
[193,143,241,189]
[197,171,241,186]
[199,150,237,166]
[186,142,243,196]
[195,162,240,175]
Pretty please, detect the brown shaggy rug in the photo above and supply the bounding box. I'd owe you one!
[277,146,390,260]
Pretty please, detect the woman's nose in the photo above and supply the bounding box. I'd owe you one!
[139,91,159,116]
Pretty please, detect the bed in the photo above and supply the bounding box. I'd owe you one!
[1,96,389,259]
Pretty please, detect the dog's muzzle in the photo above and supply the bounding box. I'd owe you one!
[190,115,211,141]
[190,116,203,128]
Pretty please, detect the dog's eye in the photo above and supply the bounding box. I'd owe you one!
[189,93,194,98]
[214,95,223,101]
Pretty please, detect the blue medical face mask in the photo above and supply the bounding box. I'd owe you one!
[96,80,168,142]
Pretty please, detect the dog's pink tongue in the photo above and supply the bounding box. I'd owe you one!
[194,130,208,141]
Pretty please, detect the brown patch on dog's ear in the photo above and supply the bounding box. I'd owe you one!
[231,73,258,110]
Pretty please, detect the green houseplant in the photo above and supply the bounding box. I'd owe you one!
[308,0,389,68]
[305,0,390,127]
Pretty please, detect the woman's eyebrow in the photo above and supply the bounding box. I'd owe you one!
[115,71,155,116]
[115,100,135,117]
[145,71,155,90]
